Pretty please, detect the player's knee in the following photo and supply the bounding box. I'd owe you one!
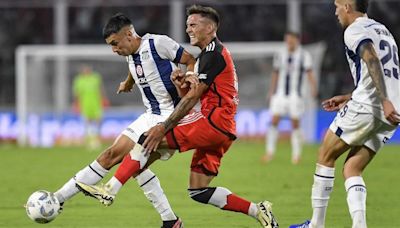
[317,147,337,166]
[188,187,216,204]
[97,146,124,169]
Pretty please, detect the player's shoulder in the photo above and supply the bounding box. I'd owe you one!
[204,38,224,54]
[344,17,378,37]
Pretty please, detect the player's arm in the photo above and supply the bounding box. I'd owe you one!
[306,69,318,98]
[267,70,278,102]
[321,93,351,112]
[359,41,400,124]
[172,51,196,97]
[143,50,226,152]
[117,71,135,94]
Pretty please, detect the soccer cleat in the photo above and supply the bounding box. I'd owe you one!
[256,201,279,228]
[289,220,311,228]
[75,182,115,206]
[161,217,183,228]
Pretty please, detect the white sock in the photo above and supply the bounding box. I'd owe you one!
[266,125,278,155]
[248,203,258,218]
[311,164,335,228]
[135,169,177,221]
[55,160,108,203]
[291,128,302,160]
[107,176,123,195]
[345,176,367,228]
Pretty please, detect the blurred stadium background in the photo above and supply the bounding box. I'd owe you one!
[0,0,399,146]
[1,0,400,227]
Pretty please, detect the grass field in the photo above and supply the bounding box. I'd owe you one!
[1,140,400,228]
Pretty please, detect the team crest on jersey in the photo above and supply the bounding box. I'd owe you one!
[141,50,150,60]
[136,65,144,76]
[198,73,207,80]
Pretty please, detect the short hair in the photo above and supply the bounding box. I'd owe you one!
[285,31,300,39]
[354,0,369,13]
[186,5,220,28]
[103,13,132,39]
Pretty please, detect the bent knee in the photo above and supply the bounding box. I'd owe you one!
[97,147,127,169]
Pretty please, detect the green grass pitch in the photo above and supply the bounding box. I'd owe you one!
[1,141,399,227]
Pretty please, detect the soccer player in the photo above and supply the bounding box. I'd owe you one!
[262,31,317,165]
[72,64,107,149]
[77,5,278,228]
[54,13,196,228]
[290,0,400,227]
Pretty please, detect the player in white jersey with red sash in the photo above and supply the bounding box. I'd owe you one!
[53,13,195,228]
[264,31,317,164]
[290,0,400,227]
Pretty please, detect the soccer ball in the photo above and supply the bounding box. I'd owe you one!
[25,190,61,223]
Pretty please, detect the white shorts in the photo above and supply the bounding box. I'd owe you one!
[329,100,397,152]
[270,95,304,119]
[121,113,175,160]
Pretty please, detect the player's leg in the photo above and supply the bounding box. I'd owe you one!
[54,134,133,204]
[309,130,350,228]
[342,146,374,228]
[188,151,278,228]
[290,118,302,164]
[168,115,278,227]
[263,114,280,163]
[264,95,285,163]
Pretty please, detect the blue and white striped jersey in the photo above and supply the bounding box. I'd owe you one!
[273,47,312,97]
[127,34,184,116]
[344,17,400,122]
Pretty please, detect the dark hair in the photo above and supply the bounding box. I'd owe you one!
[285,31,300,38]
[355,0,369,13]
[186,5,220,28]
[103,13,132,39]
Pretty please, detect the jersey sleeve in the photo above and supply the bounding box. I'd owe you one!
[198,51,226,86]
[303,51,313,71]
[154,35,184,63]
[272,52,281,71]
[344,24,373,55]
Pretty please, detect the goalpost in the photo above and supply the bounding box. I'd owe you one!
[15,42,326,146]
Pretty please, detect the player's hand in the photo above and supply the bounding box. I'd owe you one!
[171,69,186,88]
[182,72,199,89]
[117,80,133,94]
[382,99,400,125]
[321,95,350,112]
[143,123,166,155]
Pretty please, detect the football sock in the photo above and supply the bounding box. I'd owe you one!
[266,125,278,155]
[114,153,140,185]
[188,187,251,215]
[55,160,108,203]
[311,164,335,227]
[345,176,367,228]
[136,169,177,221]
[291,128,302,162]
[248,202,258,218]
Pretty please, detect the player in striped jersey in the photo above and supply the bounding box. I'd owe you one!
[77,5,278,228]
[290,0,400,227]
[263,31,318,165]
[54,13,195,228]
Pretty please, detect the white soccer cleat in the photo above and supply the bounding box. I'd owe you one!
[256,201,279,228]
[75,182,115,206]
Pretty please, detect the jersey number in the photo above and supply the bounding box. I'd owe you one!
[379,40,399,79]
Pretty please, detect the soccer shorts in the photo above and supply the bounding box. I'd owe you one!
[122,113,175,160]
[270,94,304,119]
[165,111,234,176]
[329,99,397,152]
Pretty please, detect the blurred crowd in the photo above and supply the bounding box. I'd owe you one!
[0,1,399,108]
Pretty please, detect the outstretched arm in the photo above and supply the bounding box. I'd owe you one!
[359,41,400,124]
[143,79,208,152]
[117,71,135,94]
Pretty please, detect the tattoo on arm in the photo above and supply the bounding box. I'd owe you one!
[360,42,388,100]
[163,94,199,132]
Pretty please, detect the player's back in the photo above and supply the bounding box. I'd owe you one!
[344,17,400,119]
[127,34,183,116]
